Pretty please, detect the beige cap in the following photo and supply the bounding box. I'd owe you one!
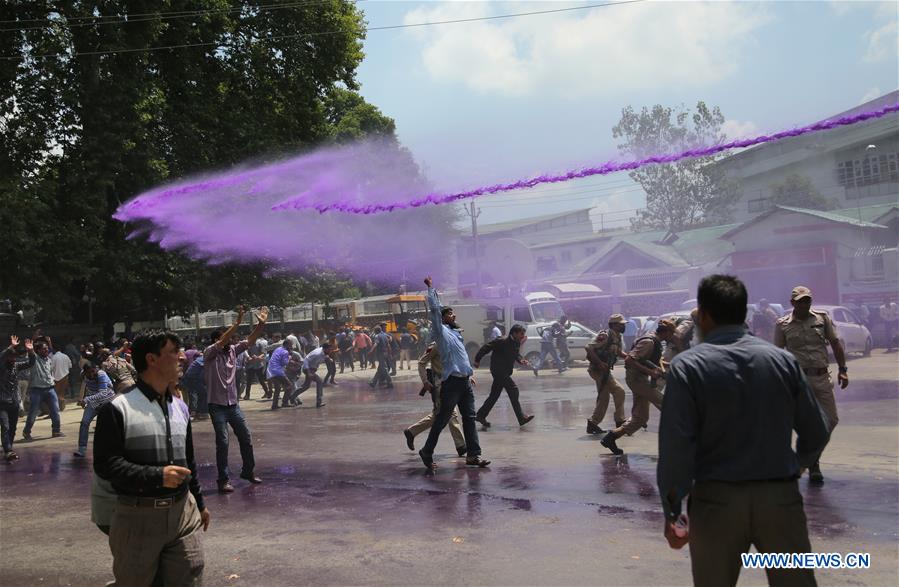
[791,286,812,301]
[608,314,627,325]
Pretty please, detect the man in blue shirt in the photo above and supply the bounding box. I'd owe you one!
[657,275,829,587]
[419,276,490,471]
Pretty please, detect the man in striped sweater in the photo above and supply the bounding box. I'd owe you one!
[94,331,209,585]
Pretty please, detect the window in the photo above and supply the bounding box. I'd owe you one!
[513,306,531,322]
[561,250,572,263]
[872,254,885,275]
[748,198,771,213]
[837,151,899,191]
[831,309,846,323]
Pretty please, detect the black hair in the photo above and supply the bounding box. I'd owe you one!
[131,331,181,374]
[509,324,526,336]
[441,307,453,317]
[209,330,222,342]
[697,274,748,326]
[321,342,332,349]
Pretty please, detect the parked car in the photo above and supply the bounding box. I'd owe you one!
[802,305,873,357]
[519,321,597,368]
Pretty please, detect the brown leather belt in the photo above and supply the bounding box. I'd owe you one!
[803,367,829,376]
[117,491,187,509]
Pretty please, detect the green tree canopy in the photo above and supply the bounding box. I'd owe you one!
[0,1,451,333]
[768,174,836,211]
[612,101,739,232]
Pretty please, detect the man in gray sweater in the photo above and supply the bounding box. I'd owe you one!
[22,339,65,440]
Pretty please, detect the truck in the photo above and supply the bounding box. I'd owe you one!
[444,291,566,361]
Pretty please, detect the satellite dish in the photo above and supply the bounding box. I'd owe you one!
[484,238,535,285]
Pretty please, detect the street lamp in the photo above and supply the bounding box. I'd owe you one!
[82,288,96,325]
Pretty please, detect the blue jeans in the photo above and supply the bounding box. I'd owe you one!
[23,387,61,435]
[208,403,255,483]
[421,376,481,458]
[182,377,208,416]
[77,403,98,454]
[536,343,564,372]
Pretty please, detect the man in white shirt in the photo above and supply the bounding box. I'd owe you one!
[50,339,72,410]
[290,343,330,408]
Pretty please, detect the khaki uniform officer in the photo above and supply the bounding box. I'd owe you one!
[585,314,629,434]
[601,319,677,455]
[774,285,848,485]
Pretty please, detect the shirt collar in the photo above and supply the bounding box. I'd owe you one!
[702,324,748,345]
[136,378,173,403]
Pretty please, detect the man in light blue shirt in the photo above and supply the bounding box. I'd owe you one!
[418,276,490,471]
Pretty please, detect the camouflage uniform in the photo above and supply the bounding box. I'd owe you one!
[585,319,626,430]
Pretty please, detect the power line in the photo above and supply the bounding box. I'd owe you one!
[1,0,644,60]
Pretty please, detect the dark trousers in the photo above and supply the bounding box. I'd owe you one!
[324,357,336,383]
[268,375,291,409]
[235,369,245,398]
[0,402,19,453]
[370,357,393,388]
[23,387,60,435]
[244,368,270,398]
[358,349,368,369]
[689,480,816,587]
[421,376,481,458]
[339,350,354,373]
[208,403,255,483]
[477,375,526,424]
[292,369,323,405]
[182,379,208,417]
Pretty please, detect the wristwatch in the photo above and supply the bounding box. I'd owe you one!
[838,366,848,374]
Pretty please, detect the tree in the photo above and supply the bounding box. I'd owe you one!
[768,174,836,211]
[612,102,739,232]
[0,1,455,334]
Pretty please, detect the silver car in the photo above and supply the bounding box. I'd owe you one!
[520,321,598,367]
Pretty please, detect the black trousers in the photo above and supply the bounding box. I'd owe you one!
[339,349,354,372]
[0,402,19,453]
[324,357,336,383]
[477,375,526,424]
[244,369,269,397]
[370,357,393,387]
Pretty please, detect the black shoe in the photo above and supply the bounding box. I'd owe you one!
[587,420,603,435]
[533,367,539,377]
[466,456,491,468]
[240,472,263,484]
[368,381,376,388]
[476,415,491,428]
[73,451,85,458]
[809,462,824,485]
[457,445,468,457]
[601,432,624,455]
[218,481,235,494]
[404,429,415,451]
[419,449,435,471]
[519,415,535,426]
[271,404,280,410]
[316,402,326,408]
[22,433,33,442]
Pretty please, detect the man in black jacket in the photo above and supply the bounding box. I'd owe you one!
[473,324,535,428]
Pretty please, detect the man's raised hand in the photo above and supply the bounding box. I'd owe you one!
[9,335,18,348]
[423,276,432,288]
[255,306,269,324]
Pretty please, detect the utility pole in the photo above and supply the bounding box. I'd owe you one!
[466,201,482,295]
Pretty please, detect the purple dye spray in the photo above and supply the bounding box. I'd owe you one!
[115,103,898,279]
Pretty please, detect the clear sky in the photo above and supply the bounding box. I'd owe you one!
[354,0,898,227]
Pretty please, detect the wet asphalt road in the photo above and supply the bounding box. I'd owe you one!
[1,354,897,586]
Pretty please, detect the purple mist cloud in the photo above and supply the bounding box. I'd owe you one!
[115,104,898,280]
